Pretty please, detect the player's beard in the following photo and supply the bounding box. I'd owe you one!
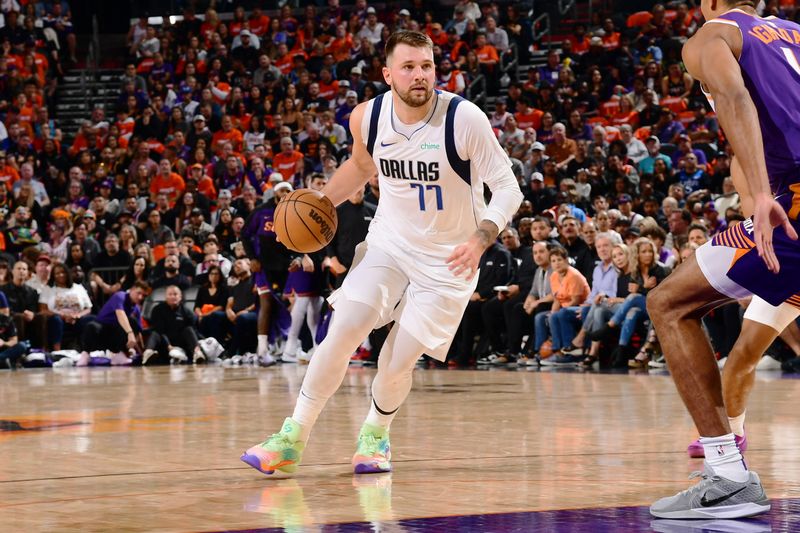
[395,83,433,108]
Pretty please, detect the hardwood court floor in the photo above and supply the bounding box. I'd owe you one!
[1,364,800,532]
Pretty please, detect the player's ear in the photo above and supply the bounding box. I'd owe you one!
[382,65,391,85]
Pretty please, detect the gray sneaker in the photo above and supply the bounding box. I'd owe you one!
[650,470,770,519]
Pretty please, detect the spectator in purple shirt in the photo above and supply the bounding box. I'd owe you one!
[670,134,708,168]
[81,281,149,358]
[653,108,685,145]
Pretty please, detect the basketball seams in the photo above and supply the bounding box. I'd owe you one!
[292,199,338,226]
[275,197,299,251]
[293,201,326,247]
[274,189,338,252]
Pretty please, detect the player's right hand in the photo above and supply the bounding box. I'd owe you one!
[753,194,798,273]
[250,258,261,272]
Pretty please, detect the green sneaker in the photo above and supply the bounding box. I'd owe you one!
[241,417,305,475]
[352,423,392,474]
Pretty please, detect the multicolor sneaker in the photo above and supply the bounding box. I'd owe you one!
[687,432,748,458]
[352,423,391,474]
[241,417,305,475]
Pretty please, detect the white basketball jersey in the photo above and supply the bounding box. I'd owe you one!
[361,90,513,258]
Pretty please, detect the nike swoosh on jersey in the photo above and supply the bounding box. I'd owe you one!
[700,486,747,507]
[380,141,397,147]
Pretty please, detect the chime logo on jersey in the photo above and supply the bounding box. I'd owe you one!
[378,158,440,182]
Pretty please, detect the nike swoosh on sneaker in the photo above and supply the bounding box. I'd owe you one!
[380,141,397,147]
[699,486,747,507]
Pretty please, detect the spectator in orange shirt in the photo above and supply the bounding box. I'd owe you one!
[473,33,499,68]
[211,115,244,156]
[600,18,621,50]
[545,123,578,171]
[272,137,304,184]
[150,158,186,207]
[548,246,591,358]
[569,24,591,54]
[428,22,448,47]
[514,99,544,131]
[0,152,20,193]
[610,95,640,129]
[248,7,271,36]
[188,163,217,200]
[273,43,293,76]
[326,24,354,63]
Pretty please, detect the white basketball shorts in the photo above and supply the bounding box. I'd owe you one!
[743,296,800,333]
[328,241,478,360]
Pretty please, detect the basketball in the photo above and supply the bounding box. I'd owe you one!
[274,189,338,253]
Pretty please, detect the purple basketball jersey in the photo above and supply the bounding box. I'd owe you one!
[717,10,800,196]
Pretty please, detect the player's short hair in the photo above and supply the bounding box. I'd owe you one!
[384,30,434,63]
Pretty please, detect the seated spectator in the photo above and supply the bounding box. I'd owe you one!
[605,238,669,367]
[80,281,149,365]
[545,123,577,171]
[194,265,230,342]
[38,263,93,351]
[581,242,632,366]
[0,307,26,370]
[452,239,513,367]
[142,285,202,365]
[26,254,52,294]
[545,246,591,364]
[518,242,554,366]
[151,254,191,290]
[226,258,258,356]
[119,256,151,291]
[2,260,43,347]
[568,232,619,350]
[557,216,595,283]
[677,156,711,198]
[481,228,536,364]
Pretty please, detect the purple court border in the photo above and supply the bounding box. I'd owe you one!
[215,498,800,532]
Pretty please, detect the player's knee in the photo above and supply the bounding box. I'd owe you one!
[646,286,671,321]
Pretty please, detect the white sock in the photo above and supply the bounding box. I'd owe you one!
[701,433,749,482]
[365,399,400,429]
[728,411,746,438]
[290,301,380,442]
[364,325,426,429]
[257,335,268,356]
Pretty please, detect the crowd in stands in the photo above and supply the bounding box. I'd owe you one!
[1,0,800,372]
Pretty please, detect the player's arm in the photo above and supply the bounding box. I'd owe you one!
[729,156,753,218]
[682,25,797,272]
[448,102,524,279]
[321,103,377,207]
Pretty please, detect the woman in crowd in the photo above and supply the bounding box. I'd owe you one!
[120,256,151,291]
[194,265,230,343]
[605,237,669,367]
[581,243,632,366]
[39,262,93,351]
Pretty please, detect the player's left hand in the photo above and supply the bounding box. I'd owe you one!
[447,235,484,280]
[753,194,798,273]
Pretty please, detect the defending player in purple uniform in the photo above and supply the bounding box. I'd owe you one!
[648,0,800,520]
[241,187,293,364]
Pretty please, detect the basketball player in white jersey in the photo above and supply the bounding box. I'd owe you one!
[241,30,522,476]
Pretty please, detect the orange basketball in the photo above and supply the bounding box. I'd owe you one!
[539,340,554,359]
[274,189,338,253]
